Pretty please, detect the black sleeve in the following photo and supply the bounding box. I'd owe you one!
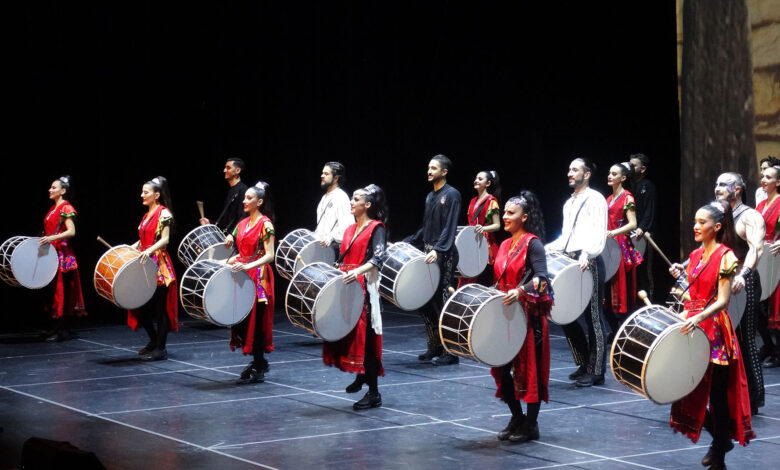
[637,181,656,233]
[433,188,461,252]
[366,226,387,269]
[521,238,549,293]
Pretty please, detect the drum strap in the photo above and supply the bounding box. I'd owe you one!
[563,195,590,253]
[469,197,490,225]
[493,236,532,289]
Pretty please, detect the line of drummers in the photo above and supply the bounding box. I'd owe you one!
[4,154,775,468]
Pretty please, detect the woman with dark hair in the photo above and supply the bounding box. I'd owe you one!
[491,190,552,443]
[668,200,753,468]
[458,170,501,288]
[226,181,275,384]
[757,165,780,366]
[39,176,86,341]
[323,184,388,410]
[129,176,178,361]
[605,162,643,333]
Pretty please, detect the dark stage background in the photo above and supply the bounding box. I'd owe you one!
[2,2,681,330]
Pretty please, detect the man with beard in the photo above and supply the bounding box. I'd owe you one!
[200,158,248,238]
[715,172,766,414]
[628,153,657,298]
[405,154,461,365]
[315,162,353,257]
[546,158,608,387]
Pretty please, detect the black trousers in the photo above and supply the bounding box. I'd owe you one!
[737,270,764,409]
[562,256,607,375]
[139,285,170,350]
[420,250,458,349]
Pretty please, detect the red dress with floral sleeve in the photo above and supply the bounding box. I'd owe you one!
[230,215,275,354]
[43,201,86,318]
[457,194,500,288]
[489,233,553,404]
[606,190,643,314]
[757,196,780,329]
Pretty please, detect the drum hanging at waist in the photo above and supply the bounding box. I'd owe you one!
[180,260,256,326]
[0,236,59,289]
[275,228,336,281]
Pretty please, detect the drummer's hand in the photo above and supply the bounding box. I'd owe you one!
[343,271,357,284]
[224,234,234,248]
[732,275,746,294]
[139,249,152,264]
[633,228,644,240]
[231,262,246,272]
[502,289,520,305]
[578,256,589,272]
[199,217,210,225]
[771,240,780,255]
[669,263,685,279]
[38,236,51,245]
[474,224,484,234]
[320,238,331,248]
[680,313,701,335]
[425,250,438,264]
[606,230,615,239]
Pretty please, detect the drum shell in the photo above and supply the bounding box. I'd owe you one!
[93,245,158,310]
[0,236,59,289]
[179,260,255,326]
[756,242,780,301]
[378,242,440,311]
[177,224,234,267]
[284,262,363,341]
[275,229,336,281]
[440,283,527,366]
[610,304,711,404]
[454,226,489,278]
[602,238,621,282]
[545,251,593,325]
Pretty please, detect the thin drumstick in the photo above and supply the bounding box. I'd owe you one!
[637,290,652,307]
[642,232,673,267]
[96,236,112,250]
[196,200,205,219]
[296,255,305,269]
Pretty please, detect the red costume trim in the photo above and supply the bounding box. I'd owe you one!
[457,194,499,288]
[757,197,780,329]
[43,201,86,318]
[606,191,643,314]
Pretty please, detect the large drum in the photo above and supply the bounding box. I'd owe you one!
[545,251,593,325]
[602,238,622,282]
[454,226,489,278]
[275,229,336,281]
[728,288,747,326]
[180,260,256,326]
[379,242,441,311]
[440,284,527,366]
[0,236,59,289]
[94,245,158,309]
[610,304,711,405]
[756,242,780,301]
[285,262,363,341]
[177,224,234,267]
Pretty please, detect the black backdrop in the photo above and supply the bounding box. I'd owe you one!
[2,2,681,330]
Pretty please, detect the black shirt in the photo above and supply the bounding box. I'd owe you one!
[405,183,461,253]
[634,178,656,233]
[215,181,248,234]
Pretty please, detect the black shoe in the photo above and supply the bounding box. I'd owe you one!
[138,341,155,355]
[508,421,539,443]
[568,365,587,381]
[432,352,459,366]
[353,391,382,410]
[497,415,524,441]
[236,367,264,385]
[418,346,443,361]
[758,344,773,362]
[346,375,366,393]
[575,373,605,387]
[701,440,733,467]
[762,356,780,368]
[140,348,167,361]
[43,332,61,343]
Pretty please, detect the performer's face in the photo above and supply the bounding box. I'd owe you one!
[607,165,626,189]
[243,189,263,213]
[321,166,336,190]
[714,174,737,202]
[760,161,770,182]
[48,180,65,200]
[629,157,644,177]
[223,161,240,180]
[350,192,370,217]
[427,159,446,183]
[567,160,588,189]
[693,209,720,243]
[473,172,490,193]
[761,167,780,195]
[140,184,159,207]
[502,202,528,234]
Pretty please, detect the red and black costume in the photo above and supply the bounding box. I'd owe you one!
[605,190,643,321]
[43,201,86,319]
[457,194,500,288]
[757,196,780,330]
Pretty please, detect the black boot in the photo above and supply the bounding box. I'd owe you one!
[418,345,443,361]
[140,348,167,361]
[353,390,382,410]
[508,420,539,443]
[138,341,155,355]
[346,374,366,393]
[701,440,733,467]
[497,415,523,441]
[236,367,264,385]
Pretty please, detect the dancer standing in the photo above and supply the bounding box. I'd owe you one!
[457,170,501,288]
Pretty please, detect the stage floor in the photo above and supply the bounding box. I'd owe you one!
[1,307,778,469]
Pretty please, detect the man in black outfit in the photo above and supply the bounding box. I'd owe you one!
[405,154,461,366]
[199,157,249,238]
[629,153,656,299]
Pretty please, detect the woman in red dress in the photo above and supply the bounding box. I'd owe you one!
[457,170,501,287]
[669,200,754,468]
[604,162,643,333]
[323,184,388,410]
[225,181,275,385]
[39,176,86,341]
[490,190,553,443]
[129,176,178,361]
[757,165,780,366]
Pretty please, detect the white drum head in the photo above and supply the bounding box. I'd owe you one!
[548,261,593,325]
[312,274,364,341]
[113,258,158,310]
[394,258,440,311]
[295,242,336,274]
[728,289,746,327]
[455,226,489,278]
[644,325,711,404]
[757,242,780,301]
[204,268,256,326]
[196,245,234,264]
[11,238,59,289]
[602,238,621,282]
[470,297,527,366]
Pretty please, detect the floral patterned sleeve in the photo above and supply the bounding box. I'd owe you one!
[623,193,636,212]
[485,198,500,221]
[261,220,275,242]
[719,250,739,279]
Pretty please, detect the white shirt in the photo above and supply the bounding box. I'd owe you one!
[756,187,767,207]
[315,187,354,245]
[546,186,608,262]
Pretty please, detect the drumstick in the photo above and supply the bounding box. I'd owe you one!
[448,287,455,294]
[296,255,306,268]
[637,290,652,307]
[642,232,674,267]
[96,236,112,249]
[196,200,205,219]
